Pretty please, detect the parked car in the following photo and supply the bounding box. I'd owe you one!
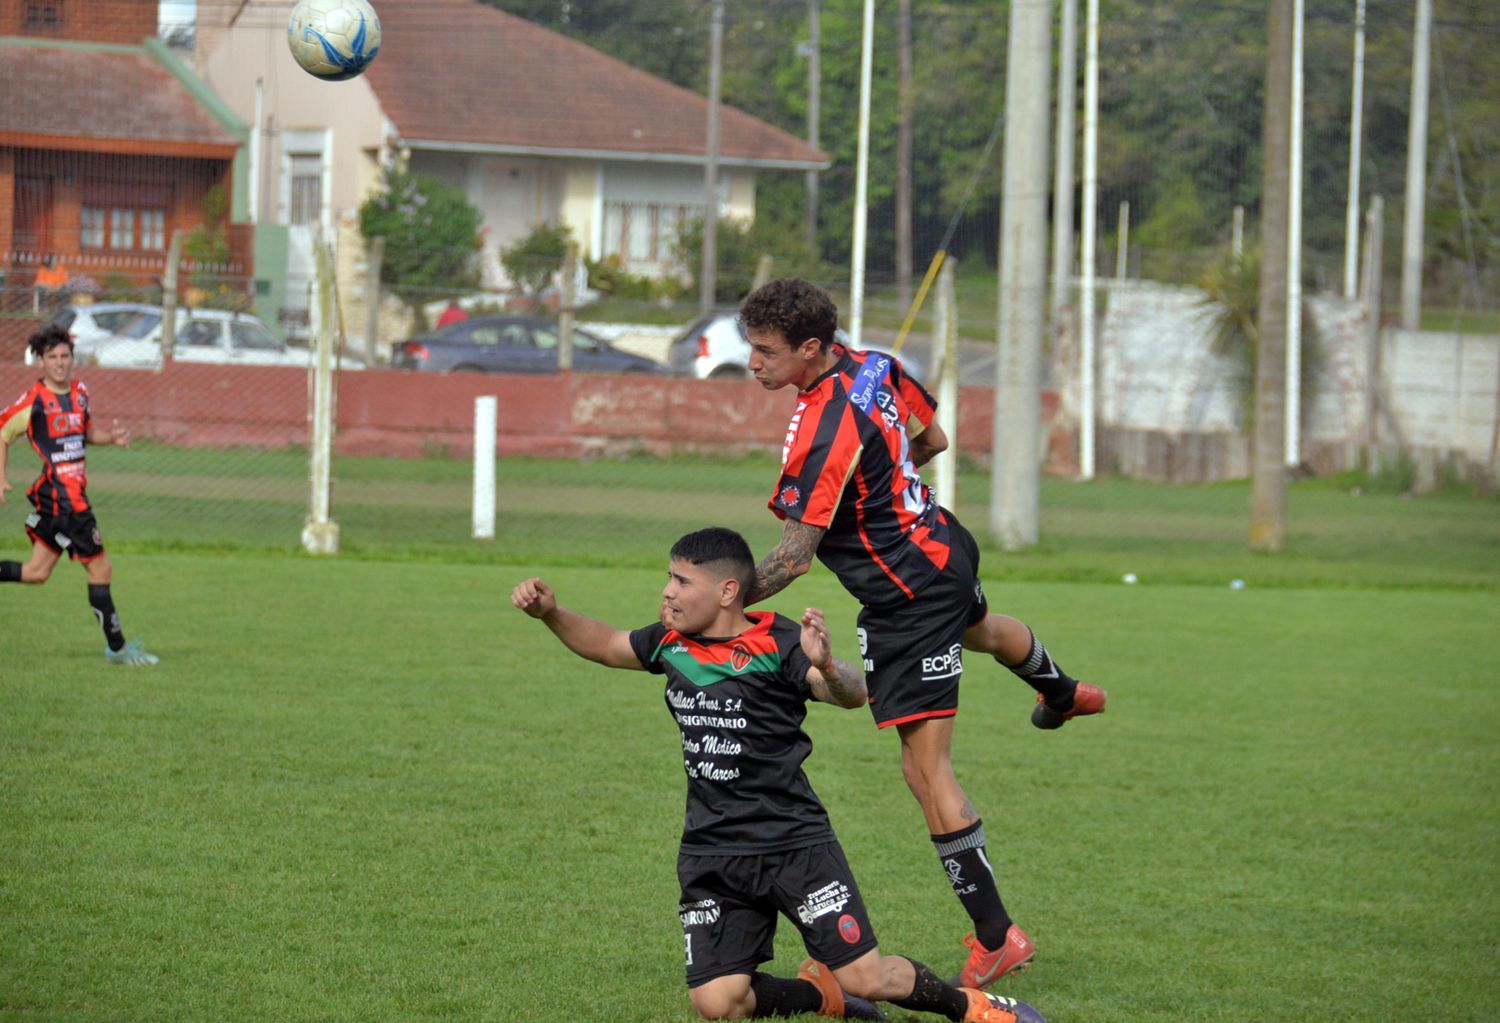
[86,309,364,370]
[30,302,165,364]
[393,315,663,375]
[666,311,907,381]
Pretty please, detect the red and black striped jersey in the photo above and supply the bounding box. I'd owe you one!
[769,347,949,607]
[0,379,93,515]
[628,611,835,855]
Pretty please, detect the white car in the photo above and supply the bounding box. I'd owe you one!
[87,309,363,370]
[666,310,904,381]
[31,302,165,364]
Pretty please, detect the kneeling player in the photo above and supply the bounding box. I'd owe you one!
[511,527,1043,1023]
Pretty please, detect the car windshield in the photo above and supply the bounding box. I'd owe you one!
[117,313,162,339]
[231,320,283,350]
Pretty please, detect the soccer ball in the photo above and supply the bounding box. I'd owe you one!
[287,0,381,81]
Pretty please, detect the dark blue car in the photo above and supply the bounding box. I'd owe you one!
[393,315,663,375]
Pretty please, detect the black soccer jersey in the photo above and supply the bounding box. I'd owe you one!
[0,379,93,515]
[628,611,836,856]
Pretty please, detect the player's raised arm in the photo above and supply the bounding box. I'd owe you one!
[511,577,642,669]
[746,517,826,606]
[800,606,867,709]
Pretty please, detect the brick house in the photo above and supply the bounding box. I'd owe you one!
[0,0,249,357]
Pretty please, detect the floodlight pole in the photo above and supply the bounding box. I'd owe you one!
[1342,0,1367,300]
[848,0,875,347]
[1077,0,1099,481]
[1400,0,1432,330]
[699,0,724,317]
[1286,0,1304,468]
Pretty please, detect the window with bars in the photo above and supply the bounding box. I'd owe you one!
[23,2,62,31]
[602,201,696,269]
[289,154,323,226]
[81,205,167,252]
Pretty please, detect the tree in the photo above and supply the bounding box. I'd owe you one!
[500,223,572,310]
[357,167,483,318]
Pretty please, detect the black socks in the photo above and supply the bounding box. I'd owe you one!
[749,971,822,1017]
[932,820,1012,950]
[88,583,126,652]
[0,560,20,582]
[892,958,971,1020]
[1002,630,1077,708]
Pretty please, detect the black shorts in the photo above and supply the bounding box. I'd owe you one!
[857,514,989,728]
[677,840,880,988]
[25,509,106,562]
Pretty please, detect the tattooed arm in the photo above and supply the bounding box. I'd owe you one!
[745,517,826,606]
[798,606,868,709]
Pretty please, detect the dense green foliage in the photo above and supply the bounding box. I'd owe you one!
[481,0,1498,296]
[358,167,484,317]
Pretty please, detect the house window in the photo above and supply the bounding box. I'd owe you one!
[109,208,135,250]
[140,209,165,249]
[289,154,322,225]
[24,2,62,31]
[603,201,695,268]
[80,204,166,252]
[81,206,106,248]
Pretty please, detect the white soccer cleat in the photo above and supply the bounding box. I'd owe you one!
[105,638,160,666]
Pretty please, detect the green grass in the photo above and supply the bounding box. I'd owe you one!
[2,556,1498,1021]
[2,451,1497,1019]
[9,445,1493,591]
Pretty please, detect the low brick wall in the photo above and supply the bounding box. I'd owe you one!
[1,363,1056,461]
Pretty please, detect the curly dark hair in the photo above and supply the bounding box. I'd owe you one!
[28,324,73,360]
[670,527,755,594]
[738,277,839,353]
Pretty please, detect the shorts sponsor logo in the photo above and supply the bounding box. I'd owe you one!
[678,898,720,928]
[729,642,752,672]
[795,881,852,925]
[838,914,862,944]
[921,643,964,681]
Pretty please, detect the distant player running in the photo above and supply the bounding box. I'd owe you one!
[738,278,1105,988]
[0,324,158,665]
[512,527,1044,1023]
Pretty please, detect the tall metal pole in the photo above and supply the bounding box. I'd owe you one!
[1051,0,1078,336]
[1286,0,1304,467]
[849,0,876,346]
[1400,0,1432,330]
[1343,0,1367,300]
[1253,0,1293,553]
[1078,0,1099,481]
[896,0,913,311]
[990,0,1052,548]
[804,0,821,248]
[699,0,724,316]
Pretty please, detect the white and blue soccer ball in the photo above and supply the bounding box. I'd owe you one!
[288,0,381,81]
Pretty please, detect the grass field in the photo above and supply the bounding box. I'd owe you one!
[2,458,1498,1022]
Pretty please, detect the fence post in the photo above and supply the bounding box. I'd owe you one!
[473,396,497,540]
[364,236,383,366]
[558,241,577,373]
[932,259,959,506]
[301,233,340,555]
[1360,195,1384,465]
[160,230,184,367]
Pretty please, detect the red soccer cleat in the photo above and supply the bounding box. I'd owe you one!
[1031,682,1107,730]
[957,925,1035,989]
[960,988,1048,1023]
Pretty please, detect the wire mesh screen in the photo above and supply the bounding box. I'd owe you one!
[2,0,1495,569]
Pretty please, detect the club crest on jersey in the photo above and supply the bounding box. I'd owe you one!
[50,411,84,434]
[779,485,801,509]
[729,642,752,672]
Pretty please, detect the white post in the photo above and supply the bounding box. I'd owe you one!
[1078,0,1099,481]
[1343,0,1366,299]
[1051,0,1078,334]
[472,396,497,541]
[1115,201,1130,281]
[1285,0,1304,468]
[933,259,959,507]
[301,234,340,555]
[1233,205,1245,258]
[1400,0,1432,330]
[249,78,263,224]
[848,0,875,347]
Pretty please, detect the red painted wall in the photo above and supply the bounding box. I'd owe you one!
[0,364,1057,462]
